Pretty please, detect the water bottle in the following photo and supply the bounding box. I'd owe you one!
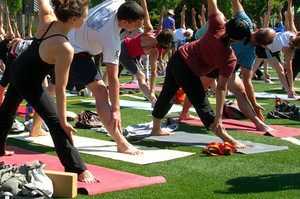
[275,97,282,107]
[25,104,33,121]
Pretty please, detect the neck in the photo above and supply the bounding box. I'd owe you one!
[250,32,257,45]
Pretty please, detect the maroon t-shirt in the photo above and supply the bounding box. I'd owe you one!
[179,13,236,78]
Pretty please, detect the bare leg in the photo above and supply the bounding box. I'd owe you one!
[150,117,174,136]
[266,57,290,93]
[30,83,55,137]
[87,80,143,155]
[228,74,276,132]
[135,71,157,106]
[209,124,247,148]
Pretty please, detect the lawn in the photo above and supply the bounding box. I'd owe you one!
[7,68,300,199]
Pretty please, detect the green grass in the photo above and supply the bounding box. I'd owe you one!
[7,69,300,198]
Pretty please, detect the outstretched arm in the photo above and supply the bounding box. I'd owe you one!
[207,0,220,17]
[201,4,207,25]
[38,0,56,23]
[28,15,34,38]
[180,5,187,29]
[0,4,4,36]
[231,0,245,16]
[5,2,14,38]
[278,4,283,23]
[263,1,274,28]
[10,18,21,38]
[157,5,165,31]
[141,0,153,33]
[191,8,198,30]
[286,0,298,34]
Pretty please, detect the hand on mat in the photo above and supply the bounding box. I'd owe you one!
[254,103,265,121]
[110,110,122,135]
[61,121,77,147]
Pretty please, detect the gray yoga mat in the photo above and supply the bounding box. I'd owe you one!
[145,131,289,154]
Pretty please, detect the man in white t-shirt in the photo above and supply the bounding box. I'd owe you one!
[31,0,145,155]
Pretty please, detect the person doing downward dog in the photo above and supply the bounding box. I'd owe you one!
[151,0,251,148]
[0,0,100,183]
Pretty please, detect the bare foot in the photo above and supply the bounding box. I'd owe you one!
[0,150,14,156]
[179,113,199,121]
[255,122,277,132]
[29,129,49,137]
[288,91,300,99]
[212,126,248,149]
[117,143,143,155]
[78,170,101,183]
[150,129,174,136]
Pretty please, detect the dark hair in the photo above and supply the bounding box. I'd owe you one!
[290,36,300,50]
[223,18,251,46]
[254,28,275,46]
[117,1,145,23]
[157,29,174,49]
[52,0,90,22]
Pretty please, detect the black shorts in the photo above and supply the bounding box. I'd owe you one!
[51,52,102,90]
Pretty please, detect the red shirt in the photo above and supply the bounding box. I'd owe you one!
[125,30,163,59]
[179,13,236,78]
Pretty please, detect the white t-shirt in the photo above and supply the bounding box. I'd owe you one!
[68,0,125,64]
[173,28,186,42]
[267,31,296,53]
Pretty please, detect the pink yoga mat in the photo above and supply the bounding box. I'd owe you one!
[120,83,162,92]
[176,118,300,138]
[2,146,166,195]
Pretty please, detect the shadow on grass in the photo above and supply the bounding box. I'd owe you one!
[216,173,300,194]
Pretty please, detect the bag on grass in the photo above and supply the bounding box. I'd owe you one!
[267,102,299,119]
[203,142,237,156]
[75,110,103,129]
[223,100,246,119]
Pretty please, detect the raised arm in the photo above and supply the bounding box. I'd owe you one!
[28,15,34,38]
[0,4,4,36]
[231,0,245,16]
[191,8,198,30]
[286,0,298,34]
[38,0,56,23]
[263,1,274,28]
[180,5,187,29]
[141,0,153,33]
[157,5,165,31]
[278,4,283,24]
[5,2,14,38]
[10,18,21,38]
[201,4,207,25]
[208,0,220,17]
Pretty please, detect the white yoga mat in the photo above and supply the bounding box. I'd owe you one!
[254,92,300,101]
[81,99,197,113]
[8,132,195,165]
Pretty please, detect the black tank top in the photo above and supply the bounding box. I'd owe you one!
[11,22,68,84]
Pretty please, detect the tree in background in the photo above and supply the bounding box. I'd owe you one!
[7,0,22,17]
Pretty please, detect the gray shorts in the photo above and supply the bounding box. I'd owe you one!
[119,41,143,75]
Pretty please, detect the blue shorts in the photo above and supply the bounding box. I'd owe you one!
[51,52,102,90]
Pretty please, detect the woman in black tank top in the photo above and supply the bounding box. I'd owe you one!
[0,0,100,183]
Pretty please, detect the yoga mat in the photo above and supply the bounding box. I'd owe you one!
[120,83,162,92]
[178,118,300,138]
[2,146,166,195]
[80,99,197,113]
[251,80,279,85]
[253,92,300,101]
[145,131,289,154]
[8,133,195,165]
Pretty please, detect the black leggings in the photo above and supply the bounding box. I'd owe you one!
[152,51,215,129]
[0,76,87,174]
[293,49,300,80]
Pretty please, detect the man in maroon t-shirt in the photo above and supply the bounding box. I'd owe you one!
[151,0,251,149]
